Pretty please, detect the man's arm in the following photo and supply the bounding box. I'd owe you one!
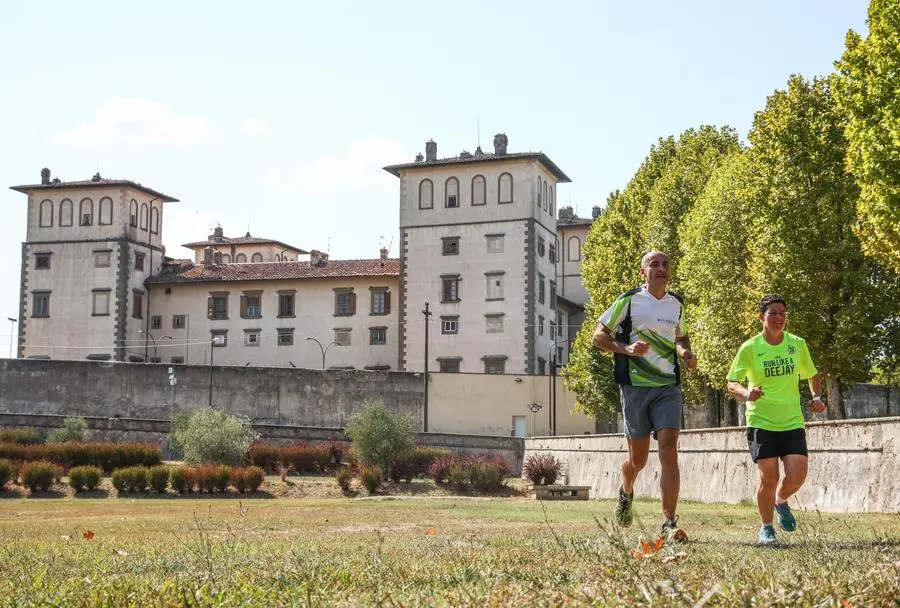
[592,324,648,356]
[807,374,826,413]
[675,335,697,369]
[727,380,763,402]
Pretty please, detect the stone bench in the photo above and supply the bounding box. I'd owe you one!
[533,485,590,500]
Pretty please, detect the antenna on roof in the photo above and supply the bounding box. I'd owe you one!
[477,114,481,148]
[246,209,252,236]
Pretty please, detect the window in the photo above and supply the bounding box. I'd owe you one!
[79,198,93,226]
[550,281,557,309]
[59,199,73,227]
[92,290,110,316]
[550,322,556,340]
[539,315,544,336]
[173,315,186,329]
[538,274,545,304]
[486,272,504,300]
[171,356,184,364]
[334,328,351,346]
[208,293,228,320]
[549,243,557,264]
[543,181,549,211]
[538,357,546,375]
[32,292,50,317]
[34,253,51,269]
[483,356,506,374]
[130,200,138,227]
[568,236,582,261]
[140,203,149,231]
[150,315,162,329]
[441,275,460,302]
[241,292,262,318]
[235,253,247,263]
[485,314,504,333]
[149,206,158,234]
[334,289,356,316]
[442,237,460,256]
[211,330,228,347]
[537,238,545,258]
[277,328,294,346]
[369,327,387,345]
[94,250,111,268]
[498,173,513,204]
[245,330,261,347]
[486,234,504,253]
[99,197,113,225]
[370,288,390,315]
[419,179,433,209]
[438,358,461,373]
[251,252,263,262]
[549,187,555,216]
[132,291,144,319]
[222,254,231,263]
[39,199,53,227]
[445,177,459,208]
[278,291,296,318]
[537,176,543,209]
[557,346,564,362]
[135,252,145,271]
[472,175,486,206]
[441,316,458,334]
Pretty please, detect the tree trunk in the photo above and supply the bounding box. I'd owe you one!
[825,376,846,420]
[726,396,743,426]
[703,384,719,428]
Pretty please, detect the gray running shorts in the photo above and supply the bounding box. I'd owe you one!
[619,384,682,440]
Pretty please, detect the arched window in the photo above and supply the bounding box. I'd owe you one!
[235,253,247,263]
[221,254,231,263]
[251,252,263,262]
[59,199,73,227]
[418,179,433,209]
[79,198,93,226]
[568,236,582,261]
[498,173,513,204]
[549,186,555,217]
[150,206,159,234]
[39,199,53,227]
[543,181,549,211]
[140,203,149,231]
[471,175,486,206]
[537,176,543,209]
[445,177,459,208]
[99,197,113,225]
[130,200,138,227]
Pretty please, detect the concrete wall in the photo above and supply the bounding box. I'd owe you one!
[525,417,900,513]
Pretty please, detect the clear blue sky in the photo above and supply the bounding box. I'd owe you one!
[0,0,868,355]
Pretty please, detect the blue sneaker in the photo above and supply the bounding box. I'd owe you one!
[758,525,778,546]
[774,502,796,532]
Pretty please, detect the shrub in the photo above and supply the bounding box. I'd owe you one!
[111,466,149,493]
[67,465,102,492]
[447,461,470,488]
[248,443,280,472]
[0,427,44,445]
[469,456,511,493]
[149,465,170,493]
[427,455,456,484]
[335,465,352,493]
[0,441,161,472]
[194,465,230,493]
[345,399,414,474]
[170,467,194,494]
[389,447,453,483]
[360,466,382,495]
[0,459,13,488]
[172,408,258,466]
[244,466,264,492]
[214,466,231,492]
[523,453,563,486]
[47,417,88,443]
[21,461,56,492]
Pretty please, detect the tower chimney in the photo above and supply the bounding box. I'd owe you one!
[40,168,51,185]
[493,133,508,156]
[203,247,213,266]
[425,139,437,162]
[380,247,389,260]
[592,205,602,220]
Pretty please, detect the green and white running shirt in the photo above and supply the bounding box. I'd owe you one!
[598,286,685,387]
[727,332,818,431]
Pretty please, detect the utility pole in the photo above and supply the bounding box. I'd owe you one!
[422,301,432,432]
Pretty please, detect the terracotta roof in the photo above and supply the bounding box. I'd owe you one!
[10,178,178,202]
[384,151,572,183]
[182,236,307,253]
[146,258,399,285]
[557,217,593,227]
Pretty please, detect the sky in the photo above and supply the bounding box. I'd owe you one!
[0,0,869,356]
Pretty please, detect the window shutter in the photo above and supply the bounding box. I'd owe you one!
[207,297,214,319]
[240,295,247,318]
[384,292,391,314]
[349,292,357,315]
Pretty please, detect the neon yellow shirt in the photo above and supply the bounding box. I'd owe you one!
[727,332,818,431]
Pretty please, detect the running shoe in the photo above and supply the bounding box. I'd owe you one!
[661,517,688,543]
[615,485,634,527]
[758,524,778,546]
[774,502,796,532]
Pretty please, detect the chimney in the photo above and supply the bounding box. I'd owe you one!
[210,225,225,242]
[380,247,389,260]
[493,133,508,156]
[213,251,223,266]
[310,249,328,267]
[415,153,424,163]
[592,205,602,220]
[40,168,51,185]
[203,247,213,266]
[558,206,574,221]
[425,139,437,162]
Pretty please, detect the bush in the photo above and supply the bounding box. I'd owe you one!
[214,466,232,492]
[170,467,194,494]
[0,441,161,472]
[21,461,56,492]
[231,466,264,493]
[0,459,13,488]
[149,465,170,493]
[447,461,470,488]
[523,453,563,486]
[427,455,456,484]
[345,399,414,474]
[335,465,352,493]
[47,417,88,443]
[67,465,102,492]
[193,465,231,492]
[389,447,453,483]
[111,466,149,493]
[469,456,511,493]
[172,408,258,466]
[360,466,382,495]
[0,427,44,445]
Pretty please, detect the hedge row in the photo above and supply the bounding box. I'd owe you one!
[0,428,45,445]
[0,442,161,472]
[427,454,512,492]
[115,465,265,494]
[387,447,453,483]
[249,442,344,474]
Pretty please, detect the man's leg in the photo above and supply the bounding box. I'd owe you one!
[622,437,651,494]
[756,457,780,525]
[656,428,680,522]
[777,454,808,502]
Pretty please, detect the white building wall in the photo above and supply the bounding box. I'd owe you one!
[557,223,590,306]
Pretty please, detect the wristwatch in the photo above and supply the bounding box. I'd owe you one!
[811,394,826,403]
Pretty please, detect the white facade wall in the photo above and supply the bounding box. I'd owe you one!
[557,223,590,307]
[189,243,301,264]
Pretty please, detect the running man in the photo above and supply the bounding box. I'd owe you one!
[726,294,826,545]
[592,251,697,541]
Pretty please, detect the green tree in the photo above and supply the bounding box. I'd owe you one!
[47,416,88,443]
[345,399,414,474]
[834,0,900,272]
[171,408,258,466]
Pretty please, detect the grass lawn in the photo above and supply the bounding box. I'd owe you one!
[0,478,897,606]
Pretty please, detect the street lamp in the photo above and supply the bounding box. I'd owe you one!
[528,402,543,436]
[7,318,17,359]
[208,335,225,406]
[139,330,173,362]
[304,336,338,369]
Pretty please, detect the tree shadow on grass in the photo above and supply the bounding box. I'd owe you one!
[689,538,900,550]
[113,490,276,499]
[73,489,110,499]
[26,489,67,499]
[0,487,27,499]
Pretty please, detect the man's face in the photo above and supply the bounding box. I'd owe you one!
[759,302,787,333]
[640,254,670,287]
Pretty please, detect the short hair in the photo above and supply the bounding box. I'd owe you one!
[640,250,668,269]
[759,293,787,314]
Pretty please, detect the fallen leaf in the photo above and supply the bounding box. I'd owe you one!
[631,550,644,561]
[661,552,688,564]
[424,528,437,536]
[640,540,653,554]
[653,536,665,552]
[83,530,94,540]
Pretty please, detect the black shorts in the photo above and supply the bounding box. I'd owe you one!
[746,427,808,463]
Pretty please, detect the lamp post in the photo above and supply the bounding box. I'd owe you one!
[208,335,224,406]
[422,301,432,433]
[304,336,337,369]
[139,331,173,362]
[528,402,543,436]
[167,366,177,459]
[548,338,571,436]
[7,317,17,359]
